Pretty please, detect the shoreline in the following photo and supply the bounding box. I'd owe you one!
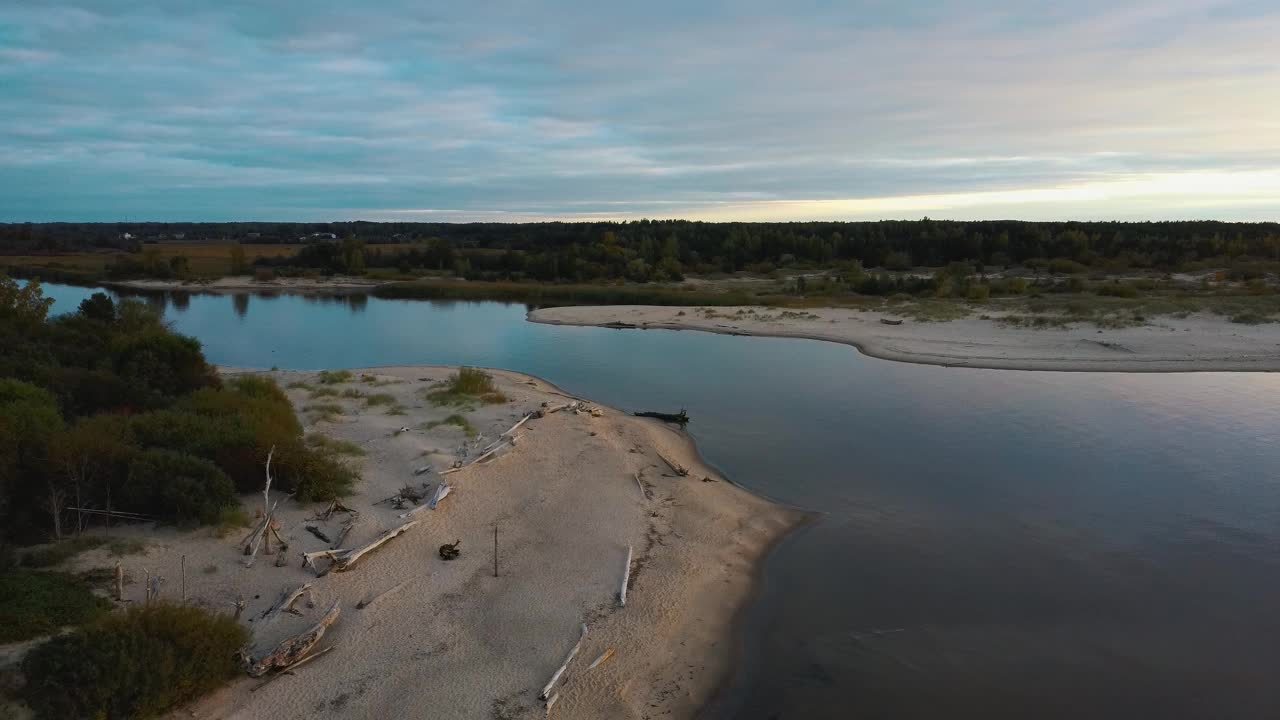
[529,305,1280,373]
[166,365,807,719]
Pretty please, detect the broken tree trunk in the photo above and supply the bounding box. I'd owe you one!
[539,623,588,700]
[305,526,332,543]
[656,450,688,477]
[247,600,340,677]
[250,644,336,692]
[619,545,633,607]
[634,409,689,425]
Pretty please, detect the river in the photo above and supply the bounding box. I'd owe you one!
[40,283,1280,718]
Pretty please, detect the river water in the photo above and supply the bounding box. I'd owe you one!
[41,284,1280,718]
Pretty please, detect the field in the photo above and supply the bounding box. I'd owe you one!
[0,243,305,279]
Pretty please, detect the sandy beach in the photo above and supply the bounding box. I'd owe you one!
[530,305,1280,372]
[45,366,802,720]
[104,276,387,293]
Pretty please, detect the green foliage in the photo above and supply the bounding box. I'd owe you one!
[21,602,248,720]
[427,367,507,407]
[364,392,395,406]
[882,251,913,271]
[340,388,365,399]
[424,413,477,437]
[306,433,366,456]
[316,369,353,384]
[285,380,313,391]
[0,275,55,328]
[0,569,110,642]
[122,450,236,526]
[19,536,149,568]
[1095,281,1140,298]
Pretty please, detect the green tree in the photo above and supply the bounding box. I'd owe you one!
[122,449,235,525]
[0,379,64,538]
[0,275,55,328]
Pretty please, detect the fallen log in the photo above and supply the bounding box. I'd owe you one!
[305,525,332,544]
[247,601,340,677]
[619,545,633,607]
[331,521,354,549]
[539,623,588,700]
[334,520,419,572]
[259,582,313,624]
[250,644,336,692]
[633,471,647,499]
[634,409,689,425]
[398,483,451,519]
[301,549,344,574]
[655,450,689,477]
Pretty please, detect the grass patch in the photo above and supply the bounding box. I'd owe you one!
[360,374,399,386]
[304,402,344,415]
[364,392,396,406]
[387,403,408,415]
[0,569,111,642]
[215,507,251,537]
[316,369,354,385]
[426,367,507,407]
[285,380,313,391]
[423,413,477,437]
[21,602,248,720]
[340,388,365,399]
[309,386,339,398]
[306,433,366,456]
[20,536,148,568]
[882,299,974,322]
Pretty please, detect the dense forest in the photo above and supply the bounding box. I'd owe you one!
[0,277,355,546]
[4,220,1279,285]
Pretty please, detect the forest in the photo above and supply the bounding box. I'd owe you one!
[4,220,1280,285]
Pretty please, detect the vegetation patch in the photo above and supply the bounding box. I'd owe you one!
[285,380,313,391]
[0,569,110,643]
[340,388,365,399]
[316,369,354,385]
[364,392,396,406]
[306,433,366,456]
[423,413,477,437]
[309,386,340,398]
[426,367,507,407]
[20,602,248,720]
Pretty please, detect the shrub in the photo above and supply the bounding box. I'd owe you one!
[21,603,248,720]
[424,413,477,437]
[1048,257,1088,275]
[0,569,110,642]
[340,388,365,399]
[427,367,507,406]
[316,369,353,385]
[305,433,365,456]
[1095,281,1140,298]
[365,392,395,406]
[254,267,275,282]
[966,284,991,301]
[882,251,913,271]
[122,449,236,526]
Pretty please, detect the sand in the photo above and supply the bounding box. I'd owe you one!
[42,366,801,720]
[104,275,386,293]
[530,305,1280,372]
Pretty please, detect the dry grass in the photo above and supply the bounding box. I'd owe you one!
[2,244,304,278]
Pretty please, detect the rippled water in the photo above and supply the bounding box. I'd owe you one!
[42,284,1280,718]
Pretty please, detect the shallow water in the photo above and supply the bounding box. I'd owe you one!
[42,284,1280,718]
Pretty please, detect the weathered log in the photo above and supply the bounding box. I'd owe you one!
[539,623,588,700]
[634,409,689,425]
[260,583,313,624]
[619,545,633,607]
[357,580,409,610]
[545,692,561,716]
[331,522,354,549]
[398,484,450,519]
[250,644,336,692]
[633,471,647,499]
[301,549,344,574]
[247,601,340,677]
[334,520,419,572]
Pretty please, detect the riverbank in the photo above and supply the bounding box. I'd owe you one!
[49,366,804,719]
[529,305,1280,372]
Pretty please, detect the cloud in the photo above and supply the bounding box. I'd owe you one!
[1,0,1278,221]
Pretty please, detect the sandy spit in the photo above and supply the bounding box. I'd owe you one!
[103,275,386,294]
[48,366,807,720]
[529,305,1280,373]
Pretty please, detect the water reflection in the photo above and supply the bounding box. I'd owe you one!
[231,293,249,318]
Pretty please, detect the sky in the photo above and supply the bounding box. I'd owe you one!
[1,0,1278,223]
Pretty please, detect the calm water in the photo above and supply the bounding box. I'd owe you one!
[43,284,1280,718]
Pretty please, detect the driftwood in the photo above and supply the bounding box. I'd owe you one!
[250,644,336,692]
[301,549,344,574]
[114,561,124,602]
[357,580,409,610]
[879,317,904,326]
[440,436,518,476]
[536,401,578,418]
[619,545,633,607]
[656,451,689,477]
[634,409,689,425]
[305,526,332,544]
[545,692,560,715]
[247,601,340,677]
[303,520,421,575]
[439,539,461,560]
[260,583,313,624]
[633,471,647,499]
[586,647,615,671]
[398,483,451,519]
[243,448,280,567]
[331,521,354,549]
[539,623,588,700]
[66,507,157,521]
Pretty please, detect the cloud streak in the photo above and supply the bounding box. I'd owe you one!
[1,0,1277,221]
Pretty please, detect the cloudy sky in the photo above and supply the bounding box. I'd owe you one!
[1,1,1277,222]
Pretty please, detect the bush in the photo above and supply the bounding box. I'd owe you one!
[21,603,248,720]
[316,369,353,385]
[1048,257,1088,275]
[122,450,236,526]
[1095,281,1140,298]
[427,367,507,407]
[0,569,110,642]
[966,284,991,301]
[882,251,913,271]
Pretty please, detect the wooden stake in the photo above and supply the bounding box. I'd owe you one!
[114,561,124,602]
[539,624,588,700]
[181,555,186,601]
[493,524,499,578]
[619,545,632,607]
